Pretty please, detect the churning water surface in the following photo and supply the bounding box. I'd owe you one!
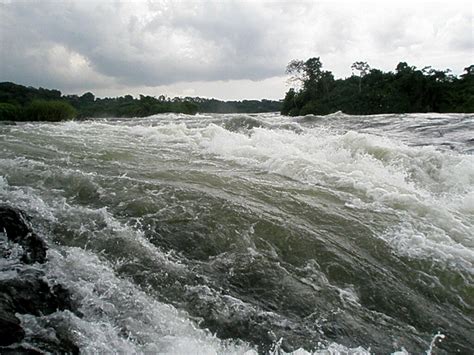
[0,112,473,354]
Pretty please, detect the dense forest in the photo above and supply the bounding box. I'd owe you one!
[282,58,474,116]
[2,58,473,122]
[0,82,281,121]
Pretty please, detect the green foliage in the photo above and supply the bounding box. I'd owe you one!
[0,82,281,120]
[64,89,279,118]
[66,94,199,118]
[281,89,296,115]
[0,103,22,121]
[0,82,61,106]
[351,61,370,93]
[282,58,474,116]
[24,100,77,121]
[187,98,281,113]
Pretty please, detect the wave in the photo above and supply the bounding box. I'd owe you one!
[195,124,473,269]
[1,113,472,353]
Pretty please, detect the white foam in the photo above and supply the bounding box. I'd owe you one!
[4,117,473,270]
[41,247,372,354]
[192,123,473,268]
[43,247,255,354]
[1,114,472,352]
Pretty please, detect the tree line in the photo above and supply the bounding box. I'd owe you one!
[0,82,281,121]
[281,58,474,116]
[2,59,472,122]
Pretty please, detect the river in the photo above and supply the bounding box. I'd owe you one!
[1,112,473,353]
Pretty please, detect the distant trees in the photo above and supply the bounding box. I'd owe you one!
[0,82,62,106]
[24,100,77,121]
[0,82,77,121]
[0,82,282,120]
[186,98,281,113]
[286,57,325,91]
[0,103,21,121]
[282,57,336,115]
[0,100,77,122]
[351,61,370,93]
[454,65,474,111]
[282,57,474,116]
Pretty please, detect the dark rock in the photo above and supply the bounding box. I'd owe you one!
[0,346,43,354]
[0,206,31,240]
[0,206,47,264]
[20,233,47,264]
[0,268,74,316]
[0,205,79,353]
[0,302,25,346]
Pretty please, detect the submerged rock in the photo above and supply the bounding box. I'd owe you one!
[0,304,25,346]
[1,268,74,316]
[223,115,266,133]
[0,206,47,264]
[0,205,79,354]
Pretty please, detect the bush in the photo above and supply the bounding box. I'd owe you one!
[24,100,77,121]
[0,103,22,121]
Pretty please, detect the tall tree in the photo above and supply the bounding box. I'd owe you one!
[281,58,473,116]
[351,61,370,93]
[286,57,324,90]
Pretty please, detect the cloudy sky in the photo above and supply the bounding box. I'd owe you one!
[1,0,472,100]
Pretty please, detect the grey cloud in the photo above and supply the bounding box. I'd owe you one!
[1,1,287,90]
[0,0,471,96]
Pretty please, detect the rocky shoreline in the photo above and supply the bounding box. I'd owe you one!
[0,206,79,354]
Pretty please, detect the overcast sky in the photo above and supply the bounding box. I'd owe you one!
[1,0,472,100]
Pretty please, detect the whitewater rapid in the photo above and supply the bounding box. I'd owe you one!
[0,112,473,353]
